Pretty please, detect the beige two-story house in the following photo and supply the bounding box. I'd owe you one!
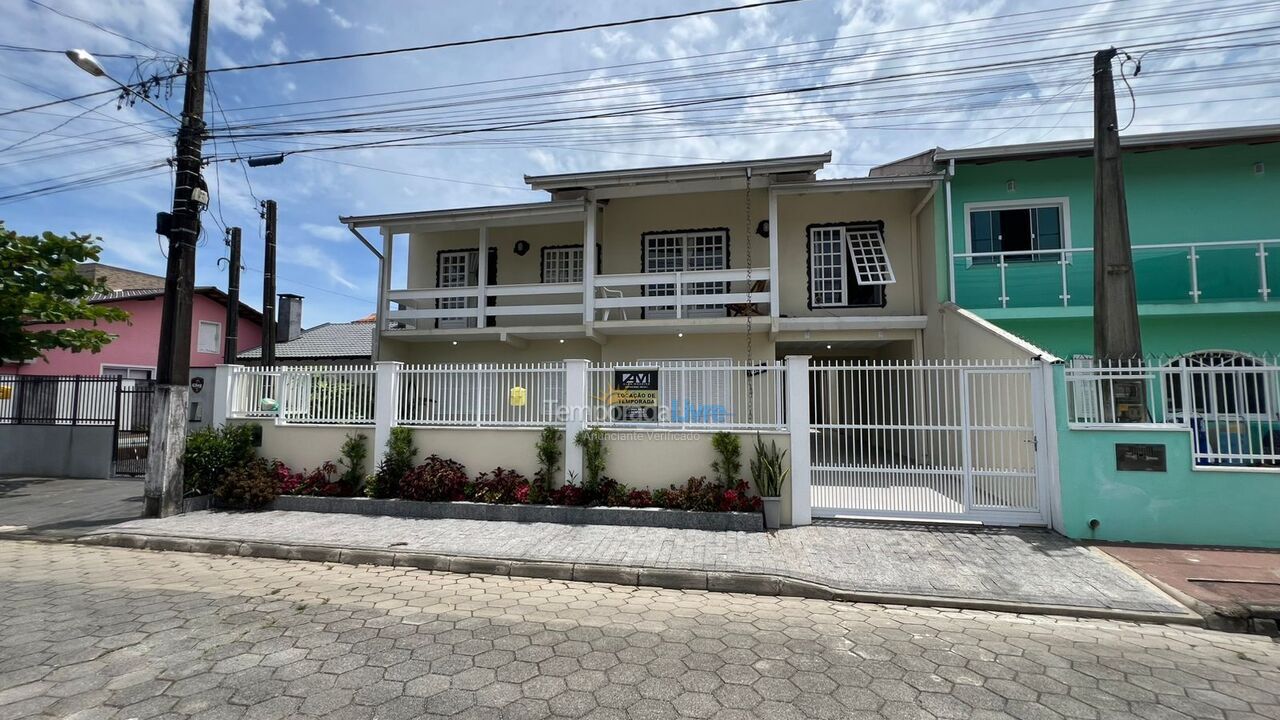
[341,153,948,367]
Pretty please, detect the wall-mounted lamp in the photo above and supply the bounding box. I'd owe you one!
[513,240,531,256]
[755,219,770,238]
[1255,162,1266,176]
[1006,180,1017,192]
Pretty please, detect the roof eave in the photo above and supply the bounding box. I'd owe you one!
[936,123,1280,163]
[524,153,833,191]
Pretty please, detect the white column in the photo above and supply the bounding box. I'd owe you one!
[785,354,812,526]
[211,364,237,426]
[582,200,597,325]
[373,361,403,462]
[563,359,589,484]
[476,226,489,327]
[768,189,779,317]
[375,228,392,359]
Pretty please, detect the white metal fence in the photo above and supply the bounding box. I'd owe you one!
[809,360,1044,524]
[397,363,565,427]
[586,361,786,429]
[228,366,376,425]
[1065,355,1280,467]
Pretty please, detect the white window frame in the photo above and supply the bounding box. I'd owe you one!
[101,364,154,380]
[962,197,1072,265]
[541,245,585,284]
[809,227,848,308]
[196,321,221,354]
[437,249,477,329]
[642,230,729,318]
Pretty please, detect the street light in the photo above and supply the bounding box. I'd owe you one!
[65,49,105,77]
[65,48,182,122]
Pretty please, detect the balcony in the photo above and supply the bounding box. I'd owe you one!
[952,239,1280,314]
[385,267,772,338]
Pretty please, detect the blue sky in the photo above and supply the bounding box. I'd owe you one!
[2,0,1278,327]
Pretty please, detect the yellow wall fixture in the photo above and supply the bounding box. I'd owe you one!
[509,386,527,407]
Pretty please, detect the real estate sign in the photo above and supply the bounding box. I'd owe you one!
[611,368,659,422]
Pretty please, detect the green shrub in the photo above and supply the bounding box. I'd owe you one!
[216,457,279,509]
[710,432,742,485]
[532,426,562,503]
[337,433,368,494]
[574,427,608,495]
[749,434,789,497]
[183,423,257,496]
[366,427,416,499]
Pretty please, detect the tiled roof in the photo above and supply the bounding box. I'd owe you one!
[85,286,263,323]
[239,322,373,360]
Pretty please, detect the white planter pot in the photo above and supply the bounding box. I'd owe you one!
[762,496,781,529]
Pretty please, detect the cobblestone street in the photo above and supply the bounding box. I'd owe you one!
[1,542,1277,720]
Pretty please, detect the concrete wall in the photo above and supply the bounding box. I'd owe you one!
[775,187,928,318]
[925,303,1048,361]
[1051,367,1280,548]
[0,425,114,478]
[244,423,373,474]
[248,421,793,522]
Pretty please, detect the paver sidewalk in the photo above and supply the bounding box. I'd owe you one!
[1102,544,1280,633]
[86,511,1191,617]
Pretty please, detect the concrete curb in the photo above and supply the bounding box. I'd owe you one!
[76,531,1205,626]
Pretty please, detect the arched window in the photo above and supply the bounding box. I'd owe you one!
[1164,351,1270,420]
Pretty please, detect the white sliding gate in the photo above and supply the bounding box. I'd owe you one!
[809,361,1049,525]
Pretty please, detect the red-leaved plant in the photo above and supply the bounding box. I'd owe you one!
[471,467,531,504]
[399,455,469,502]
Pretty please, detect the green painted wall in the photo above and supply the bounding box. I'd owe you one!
[946,143,1280,310]
[1051,367,1280,548]
[999,312,1280,359]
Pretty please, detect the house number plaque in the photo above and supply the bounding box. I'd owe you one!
[1115,443,1166,472]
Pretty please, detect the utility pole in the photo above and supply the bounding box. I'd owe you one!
[261,200,278,367]
[1092,48,1145,420]
[222,227,241,365]
[145,0,209,517]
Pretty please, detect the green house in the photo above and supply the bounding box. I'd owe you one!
[926,124,1280,359]
[875,125,1280,548]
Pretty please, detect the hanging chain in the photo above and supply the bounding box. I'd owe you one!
[744,168,754,424]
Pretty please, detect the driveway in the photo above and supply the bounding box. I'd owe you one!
[0,475,144,539]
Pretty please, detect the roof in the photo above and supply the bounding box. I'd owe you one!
[238,322,373,360]
[524,153,832,191]
[86,286,263,323]
[933,123,1280,163]
[341,200,585,230]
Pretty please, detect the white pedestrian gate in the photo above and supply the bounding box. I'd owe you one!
[809,361,1049,525]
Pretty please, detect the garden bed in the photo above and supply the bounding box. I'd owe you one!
[266,494,763,532]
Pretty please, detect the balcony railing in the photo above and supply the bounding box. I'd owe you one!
[384,267,771,329]
[953,239,1279,310]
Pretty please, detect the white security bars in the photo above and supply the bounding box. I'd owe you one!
[586,361,787,430]
[228,365,376,425]
[1065,354,1280,467]
[808,360,1044,524]
[397,363,565,427]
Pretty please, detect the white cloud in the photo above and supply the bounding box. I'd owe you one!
[212,0,274,40]
[300,223,348,242]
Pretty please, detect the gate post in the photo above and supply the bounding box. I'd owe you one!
[211,364,237,427]
[373,361,403,464]
[563,359,589,484]
[785,355,812,526]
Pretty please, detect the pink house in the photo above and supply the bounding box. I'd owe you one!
[2,264,262,379]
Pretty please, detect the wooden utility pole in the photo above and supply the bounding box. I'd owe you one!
[261,200,278,366]
[1092,48,1145,421]
[222,227,241,364]
[145,0,209,517]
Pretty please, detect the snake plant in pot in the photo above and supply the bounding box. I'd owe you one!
[750,434,789,529]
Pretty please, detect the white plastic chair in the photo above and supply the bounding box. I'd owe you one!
[598,287,628,321]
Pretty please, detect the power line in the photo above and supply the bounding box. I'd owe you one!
[26,0,175,57]
[0,43,139,58]
[205,0,809,74]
